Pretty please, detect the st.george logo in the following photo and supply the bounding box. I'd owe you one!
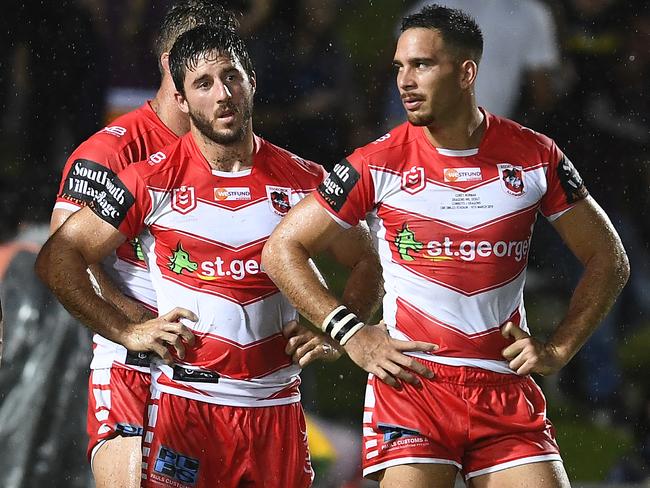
[172,185,197,214]
[401,166,426,194]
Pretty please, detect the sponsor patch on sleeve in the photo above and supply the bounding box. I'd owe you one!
[61,159,118,206]
[317,158,360,212]
[557,156,588,203]
[89,176,135,228]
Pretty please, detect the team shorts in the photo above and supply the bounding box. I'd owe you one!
[141,389,313,488]
[362,360,562,480]
[87,366,151,464]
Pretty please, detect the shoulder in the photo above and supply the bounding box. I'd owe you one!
[72,106,159,164]
[261,138,326,181]
[353,122,418,163]
[121,137,186,185]
[488,113,556,159]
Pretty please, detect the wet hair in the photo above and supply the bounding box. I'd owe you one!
[169,24,255,96]
[155,0,239,73]
[401,4,483,63]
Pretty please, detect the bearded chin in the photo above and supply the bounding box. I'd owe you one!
[190,101,253,145]
[406,110,433,127]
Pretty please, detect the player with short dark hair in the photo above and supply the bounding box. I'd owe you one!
[47,3,238,487]
[36,24,396,487]
[262,4,629,487]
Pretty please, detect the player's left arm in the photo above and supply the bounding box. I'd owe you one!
[502,196,629,375]
[282,222,385,367]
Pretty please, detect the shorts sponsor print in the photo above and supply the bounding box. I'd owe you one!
[87,367,151,463]
[362,361,561,480]
[141,388,313,488]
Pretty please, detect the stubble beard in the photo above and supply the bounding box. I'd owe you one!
[190,97,254,145]
[405,108,434,127]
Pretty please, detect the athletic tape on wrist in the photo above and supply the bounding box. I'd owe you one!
[321,305,365,344]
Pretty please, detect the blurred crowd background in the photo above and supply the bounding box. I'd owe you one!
[0,0,649,486]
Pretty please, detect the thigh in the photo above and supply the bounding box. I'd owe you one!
[468,460,570,488]
[247,403,313,488]
[88,367,150,484]
[463,376,561,479]
[93,436,142,488]
[362,373,465,480]
[142,392,245,488]
[379,463,458,488]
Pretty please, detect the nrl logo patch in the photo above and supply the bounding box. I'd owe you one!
[172,185,197,214]
[497,163,525,196]
[401,166,426,194]
[266,185,292,215]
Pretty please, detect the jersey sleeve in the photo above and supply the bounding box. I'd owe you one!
[88,164,151,239]
[313,149,375,228]
[540,141,589,221]
[55,136,127,212]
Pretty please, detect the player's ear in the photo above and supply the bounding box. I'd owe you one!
[175,90,190,114]
[249,70,257,95]
[459,59,478,90]
[161,52,171,75]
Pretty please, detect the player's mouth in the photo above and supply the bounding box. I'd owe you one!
[216,107,237,121]
[401,95,425,111]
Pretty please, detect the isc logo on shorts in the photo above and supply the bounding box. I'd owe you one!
[152,446,199,486]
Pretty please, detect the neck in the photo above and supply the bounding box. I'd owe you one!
[191,123,255,173]
[423,100,485,150]
[150,74,190,137]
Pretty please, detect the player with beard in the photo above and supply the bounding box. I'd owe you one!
[45,3,241,487]
[262,4,629,488]
[35,24,413,487]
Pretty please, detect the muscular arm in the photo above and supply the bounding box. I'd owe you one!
[503,197,630,374]
[51,207,154,322]
[38,208,194,362]
[263,195,436,386]
[548,196,629,361]
[321,222,384,323]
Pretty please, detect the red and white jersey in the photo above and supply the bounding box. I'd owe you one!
[315,110,589,374]
[90,133,325,406]
[55,102,177,370]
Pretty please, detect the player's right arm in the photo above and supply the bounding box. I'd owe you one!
[50,206,154,323]
[53,145,156,323]
[37,198,195,364]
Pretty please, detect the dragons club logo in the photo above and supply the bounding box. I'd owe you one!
[172,185,197,214]
[266,185,292,216]
[497,163,525,196]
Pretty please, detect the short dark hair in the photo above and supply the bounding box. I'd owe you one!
[155,0,239,73]
[401,4,483,63]
[169,24,255,96]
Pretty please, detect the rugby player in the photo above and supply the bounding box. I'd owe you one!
[45,3,238,486]
[35,24,425,486]
[262,4,629,487]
